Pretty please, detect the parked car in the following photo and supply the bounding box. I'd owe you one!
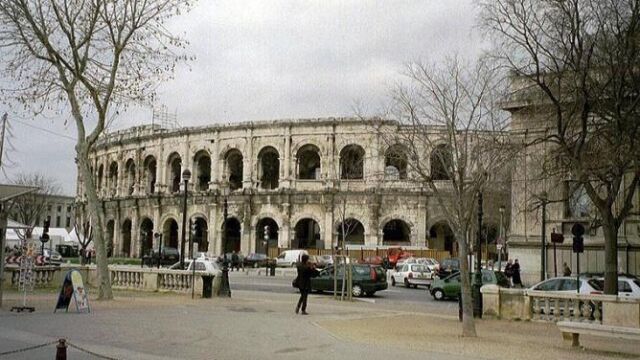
[310,264,388,297]
[169,258,221,274]
[528,277,602,295]
[145,247,180,267]
[275,250,308,267]
[307,255,331,268]
[319,255,334,267]
[576,276,640,298]
[391,263,433,288]
[359,256,384,266]
[430,269,510,300]
[435,258,460,278]
[243,253,269,268]
[386,247,414,267]
[396,257,439,272]
[35,249,63,266]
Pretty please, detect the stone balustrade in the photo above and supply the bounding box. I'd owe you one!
[481,285,640,328]
[6,266,60,288]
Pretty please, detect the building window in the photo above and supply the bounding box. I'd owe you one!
[57,205,62,212]
[66,217,71,227]
[565,181,591,218]
[67,206,71,213]
[47,205,52,211]
[56,216,61,227]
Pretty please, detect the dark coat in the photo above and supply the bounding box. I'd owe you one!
[296,263,319,291]
[512,262,522,284]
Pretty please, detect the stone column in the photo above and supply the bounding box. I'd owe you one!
[280,202,291,248]
[416,199,427,247]
[208,203,218,255]
[243,129,253,188]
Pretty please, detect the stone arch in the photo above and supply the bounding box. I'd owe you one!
[340,144,365,180]
[429,221,455,254]
[385,144,408,180]
[293,218,321,249]
[167,152,182,193]
[296,144,321,180]
[382,218,412,245]
[125,158,136,195]
[162,217,179,249]
[139,218,154,256]
[193,150,211,191]
[121,218,132,257]
[191,216,209,253]
[223,149,244,191]
[108,161,118,195]
[255,217,279,253]
[431,144,453,181]
[335,218,365,246]
[222,217,242,253]
[143,155,157,194]
[257,146,280,189]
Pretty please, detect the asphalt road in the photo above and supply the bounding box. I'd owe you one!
[227,271,459,314]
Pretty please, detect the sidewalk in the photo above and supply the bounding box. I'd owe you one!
[1,289,638,360]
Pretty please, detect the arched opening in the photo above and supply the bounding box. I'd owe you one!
[340,144,365,180]
[97,165,104,192]
[163,218,179,249]
[125,159,136,195]
[296,144,321,180]
[192,217,209,252]
[193,150,211,191]
[223,218,241,253]
[382,219,411,245]
[385,145,408,180]
[167,153,182,193]
[106,219,115,257]
[431,144,452,181]
[121,219,132,257]
[293,218,321,249]
[336,218,365,246]
[139,218,154,257]
[258,147,280,189]
[225,149,243,191]
[143,156,157,194]
[108,161,118,195]
[255,218,279,253]
[429,222,455,254]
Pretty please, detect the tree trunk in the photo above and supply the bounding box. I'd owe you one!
[77,145,113,300]
[601,211,619,295]
[456,230,476,337]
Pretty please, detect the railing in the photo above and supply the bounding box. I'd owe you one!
[157,270,194,292]
[109,266,196,293]
[9,266,59,288]
[110,268,146,290]
[527,290,618,324]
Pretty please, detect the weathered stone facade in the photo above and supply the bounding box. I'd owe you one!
[76,118,505,258]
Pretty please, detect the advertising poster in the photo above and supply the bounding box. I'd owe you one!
[54,270,90,313]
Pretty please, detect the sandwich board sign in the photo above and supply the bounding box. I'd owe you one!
[54,270,90,313]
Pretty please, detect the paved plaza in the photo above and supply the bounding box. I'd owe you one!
[1,287,639,360]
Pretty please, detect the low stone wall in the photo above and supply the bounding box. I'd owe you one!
[3,265,208,296]
[481,285,640,328]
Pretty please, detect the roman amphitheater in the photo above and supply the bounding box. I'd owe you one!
[78,118,505,259]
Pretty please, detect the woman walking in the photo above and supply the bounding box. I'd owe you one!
[295,254,319,315]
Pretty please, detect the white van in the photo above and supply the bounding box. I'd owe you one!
[275,250,309,267]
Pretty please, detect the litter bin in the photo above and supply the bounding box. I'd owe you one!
[201,275,214,298]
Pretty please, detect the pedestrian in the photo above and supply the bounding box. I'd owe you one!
[86,249,92,265]
[512,259,522,288]
[231,251,239,272]
[563,262,571,276]
[295,254,319,315]
[504,259,514,286]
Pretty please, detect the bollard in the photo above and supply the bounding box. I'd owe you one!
[56,339,67,360]
[458,295,463,322]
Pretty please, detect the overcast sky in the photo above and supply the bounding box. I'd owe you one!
[2,0,481,195]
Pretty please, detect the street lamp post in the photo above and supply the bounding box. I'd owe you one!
[540,191,548,282]
[473,191,483,318]
[190,220,196,299]
[219,185,231,297]
[263,225,269,276]
[498,205,505,271]
[154,232,162,269]
[179,169,191,269]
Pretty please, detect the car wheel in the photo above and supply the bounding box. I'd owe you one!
[404,278,410,288]
[433,288,445,301]
[391,277,396,287]
[352,285,363,297]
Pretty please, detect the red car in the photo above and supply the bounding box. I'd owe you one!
[359,256,384,266]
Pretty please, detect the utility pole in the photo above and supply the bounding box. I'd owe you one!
[473,191,483,318]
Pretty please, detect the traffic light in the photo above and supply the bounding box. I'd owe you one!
[573,236,584,253]
[43,218,50,234]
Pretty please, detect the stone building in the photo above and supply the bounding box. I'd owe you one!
[504,76,640,284]
[76,118,506,258]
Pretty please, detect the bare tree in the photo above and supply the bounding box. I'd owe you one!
[0,0,194,299]
[8,173,61,240]
[377,57,513,336]
[479,0,640,294]
[73,207,93,265]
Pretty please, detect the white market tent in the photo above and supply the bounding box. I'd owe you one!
[5,226,76,250]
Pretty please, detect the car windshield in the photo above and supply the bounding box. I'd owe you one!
[411,265,428,272]
[353,266,370,275]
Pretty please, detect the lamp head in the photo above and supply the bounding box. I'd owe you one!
[499,205,505,213]
[182,169,192,182]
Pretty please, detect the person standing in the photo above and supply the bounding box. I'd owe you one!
[512,259,522,288]
[231,251,239,272]
[563,262,571,276]
[295,254,319,315]
[504,259,514,286]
